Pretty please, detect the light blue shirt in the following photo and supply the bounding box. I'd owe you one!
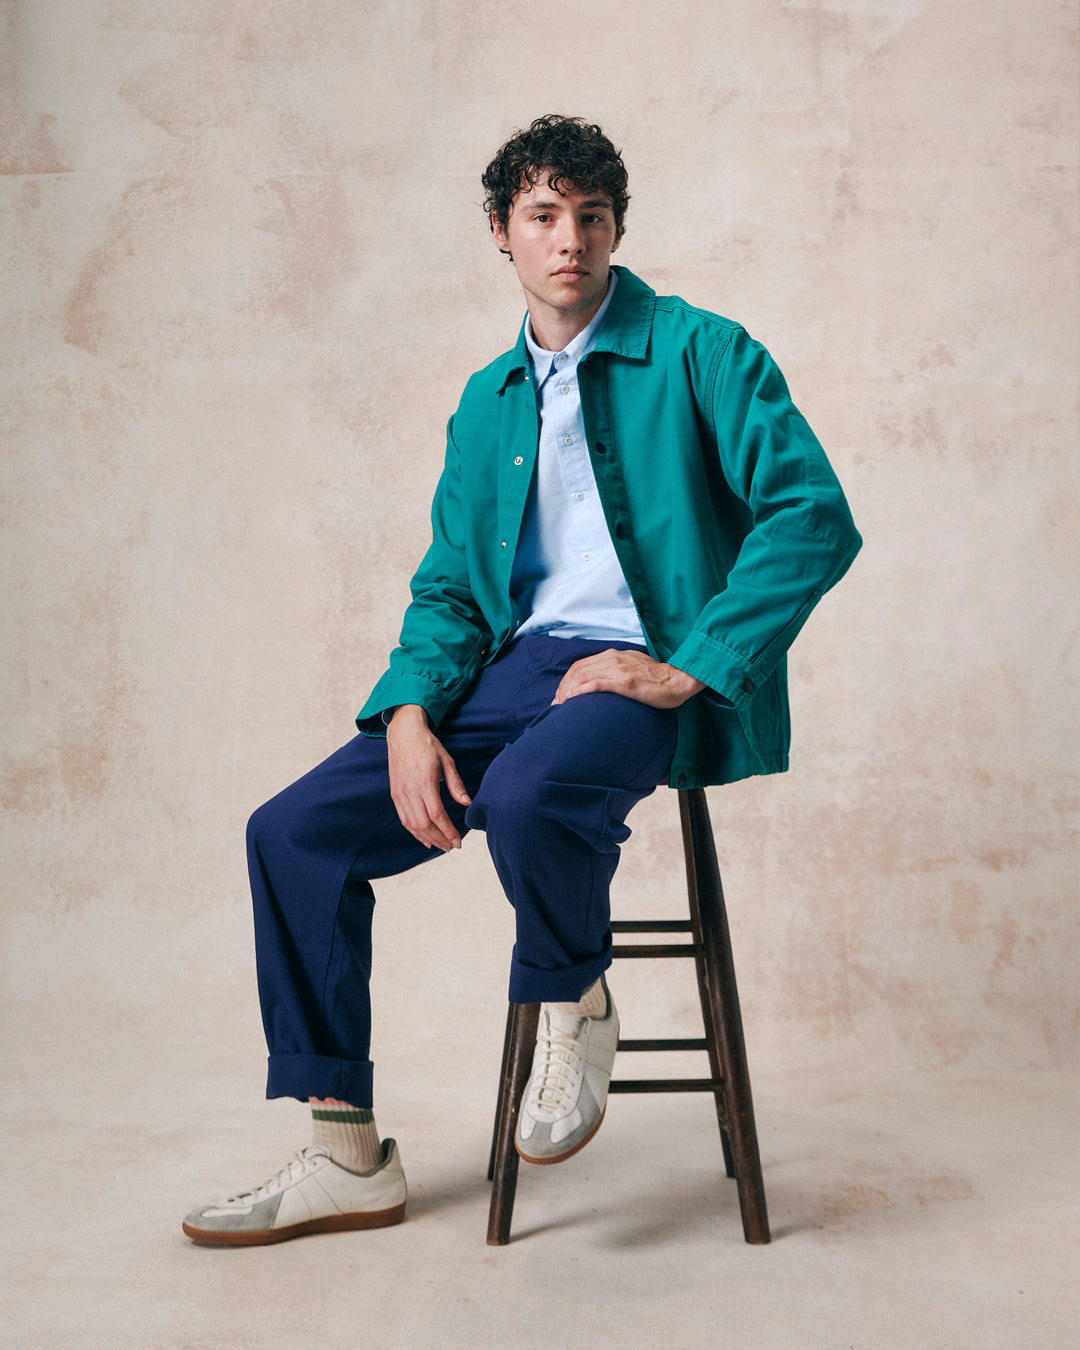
[510,271,646,646]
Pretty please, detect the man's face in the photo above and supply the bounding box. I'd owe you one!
[492,172,620,346]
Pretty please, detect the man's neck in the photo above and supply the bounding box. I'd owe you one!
[526,271,612,353]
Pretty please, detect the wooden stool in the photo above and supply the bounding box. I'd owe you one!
[486,787,770,1246]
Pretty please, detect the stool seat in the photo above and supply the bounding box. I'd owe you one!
[486,787,770,1245]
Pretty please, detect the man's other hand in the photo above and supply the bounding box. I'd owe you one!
[552,649,705,709]
[386,704,471,852]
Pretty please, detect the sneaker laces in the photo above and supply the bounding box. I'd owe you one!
[226,1147,323,1204]
[528,1016,586,1113]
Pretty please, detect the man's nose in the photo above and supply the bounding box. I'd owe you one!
[559,220,585,253]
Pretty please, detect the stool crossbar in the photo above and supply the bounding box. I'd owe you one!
[486,787,771,1246]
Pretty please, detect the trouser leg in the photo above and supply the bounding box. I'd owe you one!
[247,733,473,1109]
[463,644,678,1003]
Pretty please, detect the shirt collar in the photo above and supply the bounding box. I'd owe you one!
[495,266,655,396]
[523,269,620,384]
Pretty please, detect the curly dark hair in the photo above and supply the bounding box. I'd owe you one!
[481,114,630,247]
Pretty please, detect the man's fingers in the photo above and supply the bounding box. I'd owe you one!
[553,654,618,703]
[399,802,459,852]
[440,752,473,807]
[398,778,462,852]
[424,795,462,851]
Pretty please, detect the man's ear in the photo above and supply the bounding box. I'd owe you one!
[492,213,511,254]
[611,231,622,253]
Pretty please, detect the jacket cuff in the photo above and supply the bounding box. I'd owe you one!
[356,673,453,737]
[668,629,758,710]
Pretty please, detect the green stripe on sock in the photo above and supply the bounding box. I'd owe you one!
[311,1107,375,1124]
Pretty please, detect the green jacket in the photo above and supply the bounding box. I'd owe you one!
[357,266,861,787]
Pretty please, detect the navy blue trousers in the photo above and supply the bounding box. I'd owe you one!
[248,636,678,1109]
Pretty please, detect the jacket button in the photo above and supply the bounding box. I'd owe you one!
[514,456,523,465]
[614,523,625,540]
[742,677,754,694]
[594,441,607,455]
[500,540,507,549]
[677,773,687,788]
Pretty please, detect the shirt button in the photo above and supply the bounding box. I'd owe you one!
[560,384,570,394]
[562,435,573,445]
[583,552,591,561]
[514,456,523,465]
[575,492,584,500]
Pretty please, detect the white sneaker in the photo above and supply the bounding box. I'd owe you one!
[182,1140,406,1246]
[515,978,619,1164]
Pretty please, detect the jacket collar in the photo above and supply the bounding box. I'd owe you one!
[495,265,655,394]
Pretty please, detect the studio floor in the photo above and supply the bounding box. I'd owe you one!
[2,1004,1076,1350]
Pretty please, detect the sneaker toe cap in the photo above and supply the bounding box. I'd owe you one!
[184,1193,282,1234]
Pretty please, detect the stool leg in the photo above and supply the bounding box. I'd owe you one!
[691,938,738,1180]
[681,789,771,1245]
[488,1004,516,1181]
[486,1001,540,1246]
[683,810,738,1179]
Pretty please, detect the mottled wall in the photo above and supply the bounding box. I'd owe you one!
[3,0,1076,1091]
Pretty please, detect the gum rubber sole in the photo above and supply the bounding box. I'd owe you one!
[182,1200,406,1246]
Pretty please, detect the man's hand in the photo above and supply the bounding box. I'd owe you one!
[386,704,471,852]
[551,649,705,709]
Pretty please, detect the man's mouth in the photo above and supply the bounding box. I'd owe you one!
[553,267,588,278]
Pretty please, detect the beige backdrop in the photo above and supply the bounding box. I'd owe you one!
[3,0,1077,1119]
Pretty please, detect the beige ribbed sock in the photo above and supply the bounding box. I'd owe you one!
[310,1103,384,1173]
[548,975,609,1018]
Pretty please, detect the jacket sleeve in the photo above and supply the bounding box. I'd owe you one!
[356,415,493,734]
[667,328,861,707]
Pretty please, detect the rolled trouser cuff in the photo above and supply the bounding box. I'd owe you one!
[508,942,611,1004]
[266,1053,374,1110]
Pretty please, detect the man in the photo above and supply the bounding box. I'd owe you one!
[182,115,861,1246]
